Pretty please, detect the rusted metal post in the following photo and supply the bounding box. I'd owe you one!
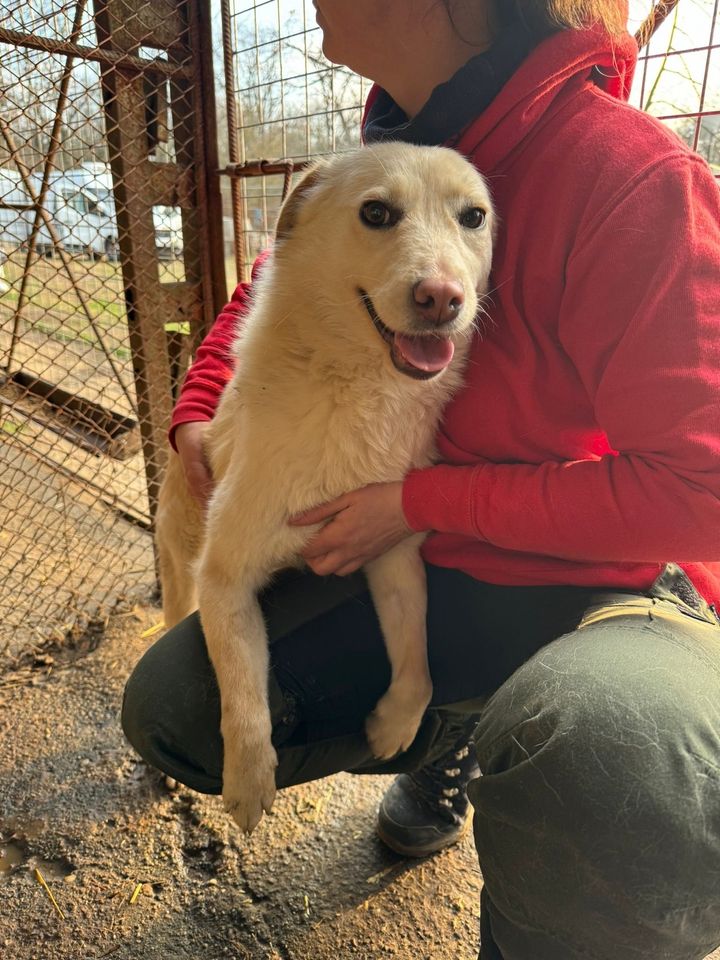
[93,0,175,532]
[220,0,248,283]
[0,26,192,79]
[191,0,228,340]
[92,0,226,535]
[88,0,228,553]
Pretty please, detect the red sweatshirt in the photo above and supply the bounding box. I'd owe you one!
[172,27,720,605]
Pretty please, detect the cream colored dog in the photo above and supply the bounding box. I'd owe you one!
[156,143,494,833]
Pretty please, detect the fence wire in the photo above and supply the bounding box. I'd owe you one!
[0,0,223,664]
[221,0,372,280]
[222,1,718,285]
[630,0,719,173]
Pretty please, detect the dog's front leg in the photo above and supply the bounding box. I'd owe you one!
[364,536,433,760]
[197,549,277,834]
[156,452,203,628]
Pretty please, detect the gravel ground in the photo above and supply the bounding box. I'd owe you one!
[0,605,482,960]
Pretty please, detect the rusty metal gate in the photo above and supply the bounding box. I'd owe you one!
[0,0,225,664]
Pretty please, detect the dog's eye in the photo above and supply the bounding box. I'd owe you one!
[360,201,396,228]
[459,207,486,229]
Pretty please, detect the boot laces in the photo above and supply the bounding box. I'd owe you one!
[408,742,479,823]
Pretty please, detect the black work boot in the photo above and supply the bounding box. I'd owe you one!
[377,739,480,857]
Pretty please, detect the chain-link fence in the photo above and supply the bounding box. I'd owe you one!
[0,0,716,666]
[0,0,225,664]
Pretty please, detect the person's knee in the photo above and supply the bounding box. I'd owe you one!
[121,633,177,764]
[470,617,720,958]
[121,648,159,758]
[475,616,720,790]
[120,614,223,793]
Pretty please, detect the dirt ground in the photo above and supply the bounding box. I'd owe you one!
[3,606,720,960]
[0,605,483,960]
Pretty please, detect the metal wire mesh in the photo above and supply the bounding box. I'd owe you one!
[222,1,718,283]
[221,0,372,281]
[0,0,223,663]
[630,0,719,174]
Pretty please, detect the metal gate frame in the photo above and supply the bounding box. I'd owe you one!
[93,0,227,523]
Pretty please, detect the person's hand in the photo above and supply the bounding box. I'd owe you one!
[174,421,214,507]
[289,482,413,576]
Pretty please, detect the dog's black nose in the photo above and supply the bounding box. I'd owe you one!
[413,278,465,326]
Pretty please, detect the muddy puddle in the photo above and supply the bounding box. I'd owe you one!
[0,818,74,882]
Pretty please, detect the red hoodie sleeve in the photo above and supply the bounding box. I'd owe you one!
[169,250,270,449]
[403,154,720,563]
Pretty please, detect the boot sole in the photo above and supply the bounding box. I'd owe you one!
[376,813,472,858]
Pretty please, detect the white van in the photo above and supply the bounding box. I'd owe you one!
[35,170,118,260]
[0,162,182,260]
[153,205,183,260]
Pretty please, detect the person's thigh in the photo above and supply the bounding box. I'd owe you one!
[471,598,720,960]
[121,564,596,793]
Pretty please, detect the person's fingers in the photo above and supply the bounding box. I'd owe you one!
[175,422,214,506]
[300,522,350,560]
[289,496,348,526]
[307,548,364,576]
[185,460,214,506]
[306,553,334,576]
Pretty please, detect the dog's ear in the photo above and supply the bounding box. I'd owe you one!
[275,163,327,241]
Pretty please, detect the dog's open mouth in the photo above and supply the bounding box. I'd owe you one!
[359,290,455,380]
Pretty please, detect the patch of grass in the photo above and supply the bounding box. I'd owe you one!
[1,419,25,436]
[30,316,131,358]
[86,298,127,321]
[164,321,190,335]
[2,247,188,362]
[0,287,20,307]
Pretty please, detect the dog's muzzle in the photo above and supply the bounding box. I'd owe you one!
[359,290,455,380]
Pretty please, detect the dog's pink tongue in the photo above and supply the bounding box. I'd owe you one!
[394,333,455,372]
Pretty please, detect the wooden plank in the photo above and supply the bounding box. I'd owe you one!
[3,371,140,460]
[0,388,150,521]
[0,314,136,420]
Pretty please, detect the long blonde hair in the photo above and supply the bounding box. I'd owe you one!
[517,0,627,36]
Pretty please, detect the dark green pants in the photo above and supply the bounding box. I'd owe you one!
[122,563,720,959]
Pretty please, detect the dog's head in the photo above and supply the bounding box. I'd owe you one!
[273,143,495,381]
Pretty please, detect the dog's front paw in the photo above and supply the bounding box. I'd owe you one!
[222,741,278,834]
[365,689,427,761]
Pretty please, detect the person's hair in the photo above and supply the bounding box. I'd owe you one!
[514,0,627,36]
[444,0,628,40]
